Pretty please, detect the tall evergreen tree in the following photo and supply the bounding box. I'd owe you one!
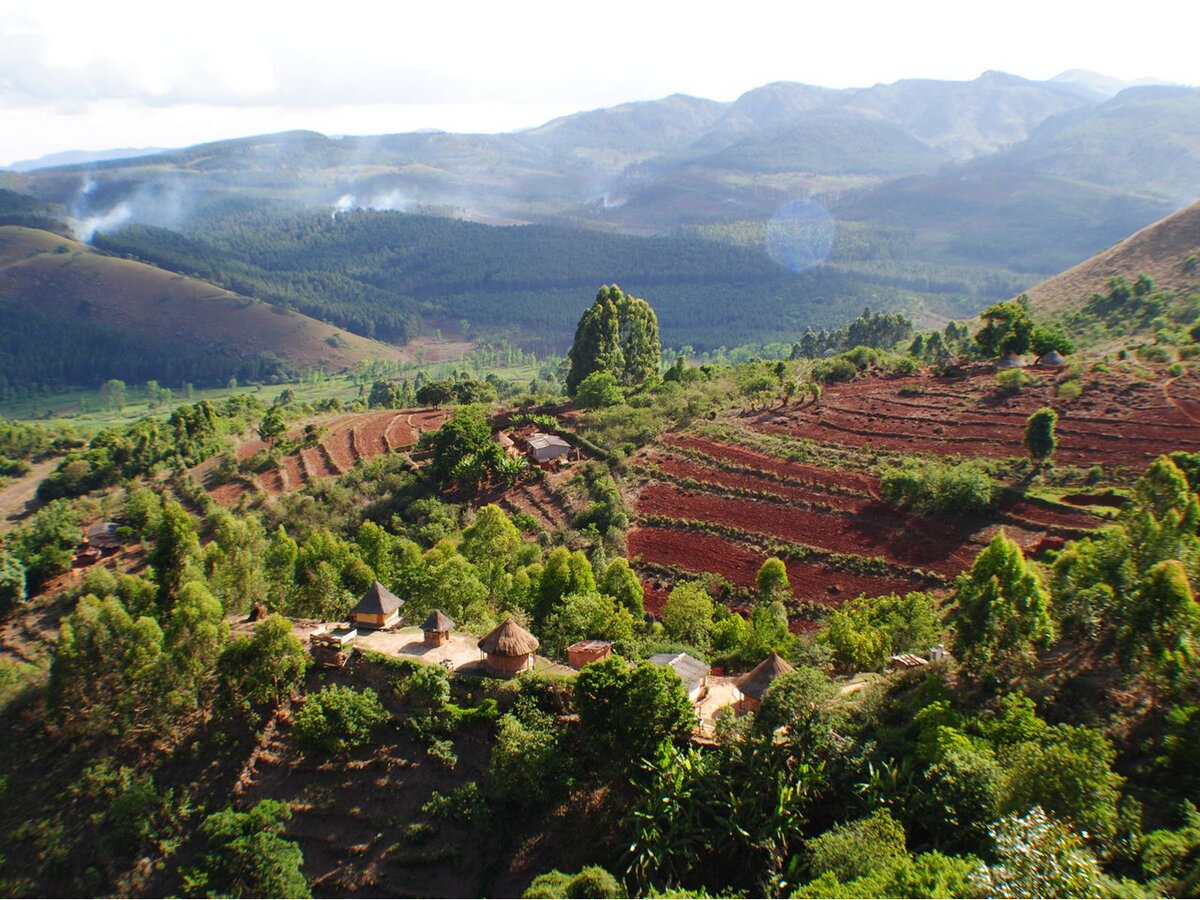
[566,285,660,394]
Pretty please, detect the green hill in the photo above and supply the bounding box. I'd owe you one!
[0,226,403,391]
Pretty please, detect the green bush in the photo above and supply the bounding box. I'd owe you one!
[880,458,997,515]
[293,685,389,755]
[995,369,1035,394]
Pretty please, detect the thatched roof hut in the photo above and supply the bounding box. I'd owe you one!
[736,653,795,711]
[995,351,1025,369]
[478,618,539,676]
[1036,349,1068,368]
[350,582,405,629]
[421,609,455,647]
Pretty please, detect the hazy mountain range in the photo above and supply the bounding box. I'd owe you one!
[1,68,1198,387]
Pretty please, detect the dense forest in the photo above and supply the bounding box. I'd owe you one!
[91,201,1027,353]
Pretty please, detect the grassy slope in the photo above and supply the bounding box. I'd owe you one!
[0,226,403,371]
[1024,199,1200,315]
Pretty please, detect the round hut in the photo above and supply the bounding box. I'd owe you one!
[995,350,1025,369]
[421,609,455,647]
[1036,349,1068,368]
[350,582,405,630]
[735,652,795,713]
[477,618,539,677]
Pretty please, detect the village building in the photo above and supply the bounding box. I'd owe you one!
[567,639,613,670]
[526,432,572,464]
[496,431,521,458]
[349,582,405,630]
[995,350,1026,369]
[735,652,795,713]
[649,651,710,704]
[421,609,455,647]
[478,618,539,677]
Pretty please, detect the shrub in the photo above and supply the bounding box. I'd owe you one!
[995,369,1034,394]
[1058,379,1082,400]
[812,357,858,384]
[293,685,389,755]
[881,458,996,515]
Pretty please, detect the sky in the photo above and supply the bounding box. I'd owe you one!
[1,0,1197,166]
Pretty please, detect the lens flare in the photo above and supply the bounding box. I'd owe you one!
[765,198,836,274]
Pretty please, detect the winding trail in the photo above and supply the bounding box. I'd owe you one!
[0,458,58,533]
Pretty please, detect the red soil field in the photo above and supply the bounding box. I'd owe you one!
[214,408,449,501]
[647,452,877,512]
[635,483,978,576]
[752,371,1200,469]
[661,434,877,495]
[628,527,927,606]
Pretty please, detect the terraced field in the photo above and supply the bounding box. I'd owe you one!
[209,408,449,504]
[622,364,1189,627]
[750,368,1200,470]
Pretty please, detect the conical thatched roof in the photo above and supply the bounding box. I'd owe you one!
[421,609,455,632]
[1037,349,1067,367]
[478,618,539,656]
[995,351,1025,369]
[352,582,404,616]
[737,652,795,700]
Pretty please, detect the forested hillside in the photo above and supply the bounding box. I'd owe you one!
[0,226,404,393]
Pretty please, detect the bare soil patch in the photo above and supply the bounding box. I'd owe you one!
[752,370,1200,469]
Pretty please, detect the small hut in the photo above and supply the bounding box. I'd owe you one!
[995,351,1025,369]
[1036,349,1068,368]
[649,652,710,703]
[526,433,572,464]
[350,582,405,630]
[421,609,455,647]
[568,639,613,670]
[735,652,795,713]
[478,618,539,677]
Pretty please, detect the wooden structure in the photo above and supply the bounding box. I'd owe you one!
[649,651,710,703]
[477,618,539,677]
[310,627,357,668]
[421,609,455,647]
[735,652,795,713]
[567,639,613,670]
[350,581,405,630]
[887,653,929,671]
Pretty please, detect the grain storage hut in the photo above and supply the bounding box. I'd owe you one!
[735,652,795,713]
[478,618,539,677]
[350,582,405,630]
[421,609,455,647]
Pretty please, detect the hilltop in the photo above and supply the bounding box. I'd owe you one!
[0,226,405,390]
[1024,198,1200,315]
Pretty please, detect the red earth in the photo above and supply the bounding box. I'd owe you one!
[751,369,1200,469]
[213,408,449,503]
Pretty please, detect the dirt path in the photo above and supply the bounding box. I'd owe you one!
[0,458,58,533]
[1161,376,1200,425]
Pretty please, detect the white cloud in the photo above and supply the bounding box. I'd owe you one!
[0,0,1196,164]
